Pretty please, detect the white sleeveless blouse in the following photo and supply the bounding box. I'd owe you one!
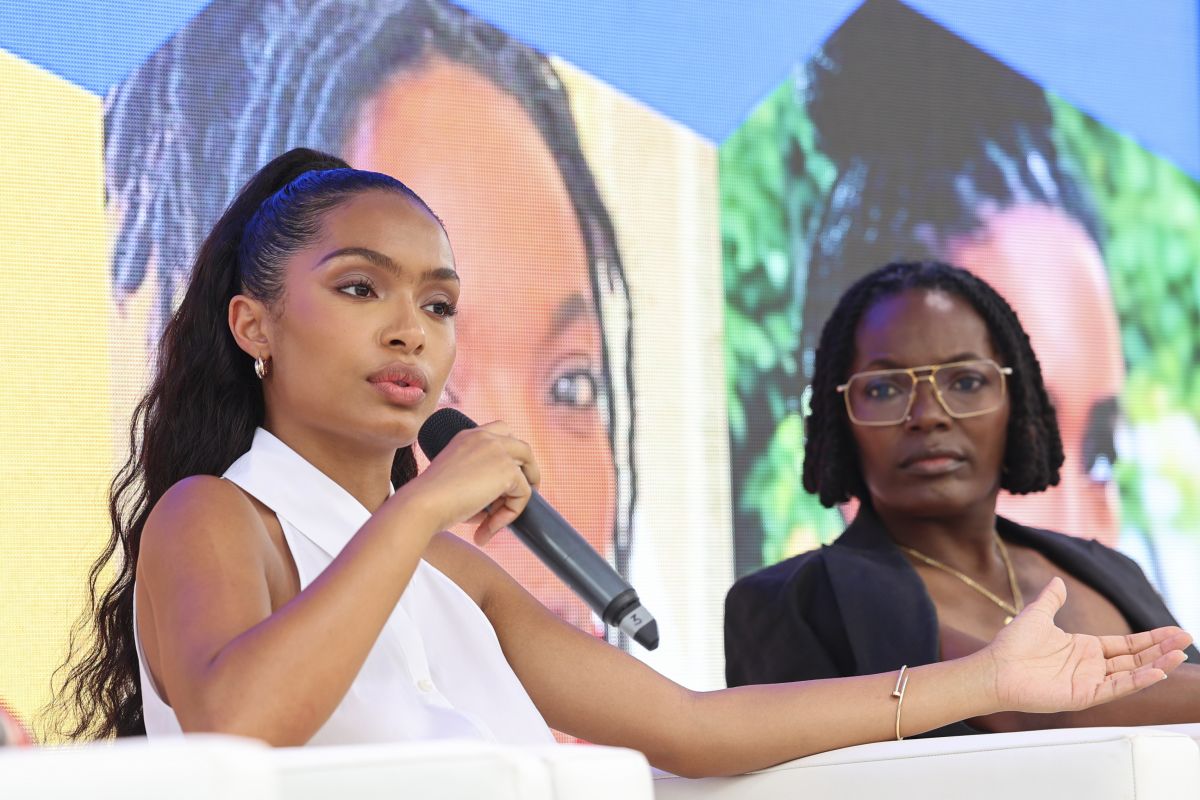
[134,427,554,746]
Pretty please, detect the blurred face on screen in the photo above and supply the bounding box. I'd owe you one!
[945,203,1123,547]
[345,58,616,629]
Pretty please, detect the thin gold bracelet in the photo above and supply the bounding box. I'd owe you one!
[892,665,909,741]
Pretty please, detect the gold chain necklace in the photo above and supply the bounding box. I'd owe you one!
[897,534,1025,624]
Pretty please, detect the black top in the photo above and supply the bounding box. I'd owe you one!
[725,506,1199,737]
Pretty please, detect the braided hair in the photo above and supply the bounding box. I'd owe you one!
[803,261,1064,508]
[796,0,1103,384]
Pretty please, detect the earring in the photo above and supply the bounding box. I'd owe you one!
[254,356,269,380]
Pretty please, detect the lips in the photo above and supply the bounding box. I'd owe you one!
[368,363,429,408]
[899,448,967,476]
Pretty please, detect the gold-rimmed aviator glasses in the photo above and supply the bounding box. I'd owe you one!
[837,358,1013,426]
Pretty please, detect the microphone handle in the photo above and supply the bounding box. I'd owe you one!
[513,492,657,648]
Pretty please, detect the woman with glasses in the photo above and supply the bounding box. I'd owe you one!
[725,261,1200,735]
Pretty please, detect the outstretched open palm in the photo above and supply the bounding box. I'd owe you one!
[985,577,1191,713]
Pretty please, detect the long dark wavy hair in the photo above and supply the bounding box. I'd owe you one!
[48,148,429,739]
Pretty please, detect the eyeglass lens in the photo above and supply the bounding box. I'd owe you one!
[847,361,1005,423]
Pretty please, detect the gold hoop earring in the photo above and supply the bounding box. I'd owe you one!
[254,356,269,380]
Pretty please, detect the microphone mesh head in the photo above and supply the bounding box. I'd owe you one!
[417,407,477,460]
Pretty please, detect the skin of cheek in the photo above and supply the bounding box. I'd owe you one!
[947,204,1123,545]
[852,410,1009,518]
[847,290,1011,519]
[270,304,454,450]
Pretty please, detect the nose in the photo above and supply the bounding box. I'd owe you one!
[905,376,951,430]
[382,303,425,355]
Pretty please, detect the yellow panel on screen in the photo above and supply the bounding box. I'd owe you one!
[0,48,110,738]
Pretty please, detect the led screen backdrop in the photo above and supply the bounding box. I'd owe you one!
[0,0,1197,738]
[722,0,1200,637]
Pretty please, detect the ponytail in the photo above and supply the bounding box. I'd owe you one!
[48,148,424,738]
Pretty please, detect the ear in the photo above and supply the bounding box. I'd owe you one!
[228,294,273,360]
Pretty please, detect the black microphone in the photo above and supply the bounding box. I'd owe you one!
[418,408,659,650]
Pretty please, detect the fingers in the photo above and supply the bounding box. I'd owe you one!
[1097,645,1185,704]
[1103,629,1193,672]
[481,450,536,543]
[1154,648,1189,675]
[1093,633,1189,706]
[468,503,502,546]
[1096,664,1170,705]
[475,420,512,437]
[427,420,540,539]
[473,518,498,546]
[1019,576,1066,622]
[472,491,532,546]
[501,438,540,490]
[1099,626,1192,659]
[521,454,541,491]
[1104,647,1159,674]
[474,423,540,489]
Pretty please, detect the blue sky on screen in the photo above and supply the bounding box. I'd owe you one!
[1,0,1196,177]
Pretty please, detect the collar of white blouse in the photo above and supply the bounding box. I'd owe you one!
[225,427,393,560]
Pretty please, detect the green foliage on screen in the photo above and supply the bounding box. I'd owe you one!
[720,76,844,567]
[722,81,1200,571]
[1051,96,1200,543]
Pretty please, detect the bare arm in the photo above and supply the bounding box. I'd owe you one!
[138,424,537,746]
[431,540,1191,778]
[138,475,447,744]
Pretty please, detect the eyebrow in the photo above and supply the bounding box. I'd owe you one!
[544,292,592,344]
[316,246,459,283]
[861,352,987,370]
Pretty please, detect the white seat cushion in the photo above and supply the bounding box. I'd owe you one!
[529,744,653,800]
[1150,722,1200,745]
[271,740,554,800]
[653,727,1200,800]
[272,740,653,800]
[0,735,276,799]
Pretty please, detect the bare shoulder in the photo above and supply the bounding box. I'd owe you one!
[139,475,272,587]
[423,531,515,610]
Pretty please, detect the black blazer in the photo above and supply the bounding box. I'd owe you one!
[725,507,1199,737]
